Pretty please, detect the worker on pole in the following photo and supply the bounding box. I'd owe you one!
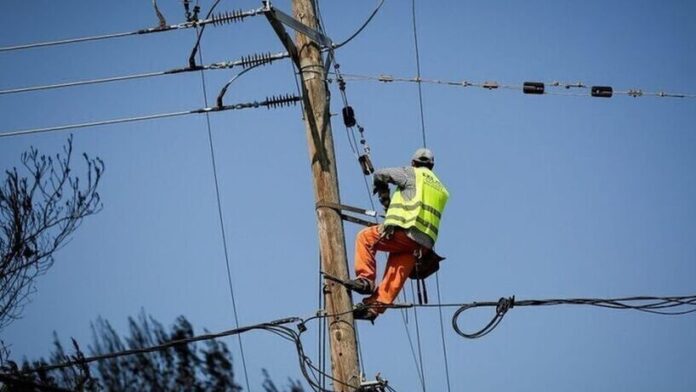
[349,148,450,321]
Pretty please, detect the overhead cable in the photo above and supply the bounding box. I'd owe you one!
[0,6,264,53]
[7,312,354,392]
[332,0,385,50]
[314,294,696,340]
[194,30,251,392]
[0,94,301,138]
[0,51,290,96]
[408,3,431,389]
[451,294,696,339]
[434,274,452,392]
[411,0,427,148]
[13,317,301,375]
[333,73,696,99]
[409,282,428,392]
[188,0,224,68]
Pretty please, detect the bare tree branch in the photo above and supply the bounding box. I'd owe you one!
[0,135,104,331]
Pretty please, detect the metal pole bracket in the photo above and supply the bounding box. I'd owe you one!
[262,1,334,69]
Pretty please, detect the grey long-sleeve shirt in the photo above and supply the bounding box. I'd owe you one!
[374,166,435,249]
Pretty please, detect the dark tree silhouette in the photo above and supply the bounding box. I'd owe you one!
[1,313,304,392]
[0,136,104,332]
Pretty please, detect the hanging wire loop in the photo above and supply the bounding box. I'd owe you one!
[451,297,515,339]
[452,294,696,339]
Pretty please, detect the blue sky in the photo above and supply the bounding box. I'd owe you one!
[1,1,695,391]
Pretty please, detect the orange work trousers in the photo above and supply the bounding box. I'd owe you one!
[354,225,421,312]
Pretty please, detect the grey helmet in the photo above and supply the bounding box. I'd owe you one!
[411,148,434,166]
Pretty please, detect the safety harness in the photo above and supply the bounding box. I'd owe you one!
[317,201,445,304]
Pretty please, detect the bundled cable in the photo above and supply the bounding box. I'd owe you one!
[6,313,357,392]
[452,294,696,339]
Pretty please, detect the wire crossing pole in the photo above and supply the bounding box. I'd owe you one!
[292,0,361,390]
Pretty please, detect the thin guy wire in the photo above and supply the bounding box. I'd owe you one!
[411,0,427,147]
[317,252,329,390]
[196,36,252,392]
[318,254,327,391]
[410,2,434,390]
[410,2,452,387]
[409,281,427,392]
[435,272,452,392]
[400,287,426,390]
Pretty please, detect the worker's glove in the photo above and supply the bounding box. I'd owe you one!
[378,192,391,210]
[372,183,388,195]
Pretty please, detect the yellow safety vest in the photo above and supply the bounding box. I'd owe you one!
[383,167,449,242]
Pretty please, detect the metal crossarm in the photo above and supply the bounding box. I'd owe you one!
[262,1,334,70]
[263,1,333,47]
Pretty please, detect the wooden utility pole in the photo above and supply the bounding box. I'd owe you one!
[292,0,361,390]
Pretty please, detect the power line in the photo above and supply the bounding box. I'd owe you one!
[399,291,427,391]
[0,0,381,56]
[411,0,427,148]
[0,94,301,138]
[334,73,696,99]
[7,311,351,392]
[9,294,687,391]
[434,273,452,392]
[195,32,252,392]
[447,294,696,339]
[0,51,290,96]
[408,1,452,386]
[315,294,696,341]
[13,317,301,375]
[0,6,265,53]
[332,0,385,50]
[188,0,225,68]
[409,282,427,392]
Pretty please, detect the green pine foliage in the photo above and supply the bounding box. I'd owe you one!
[3,312,303,392]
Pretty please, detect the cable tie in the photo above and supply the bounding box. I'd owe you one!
[496,296,515,314]
[628,89,643,97]
[564,82,586,89]
[297,321,307,333]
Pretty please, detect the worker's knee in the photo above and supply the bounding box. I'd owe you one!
[357,225,380,243]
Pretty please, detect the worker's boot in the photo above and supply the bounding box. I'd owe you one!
[345,277,375,295]
[353,303,379,323]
